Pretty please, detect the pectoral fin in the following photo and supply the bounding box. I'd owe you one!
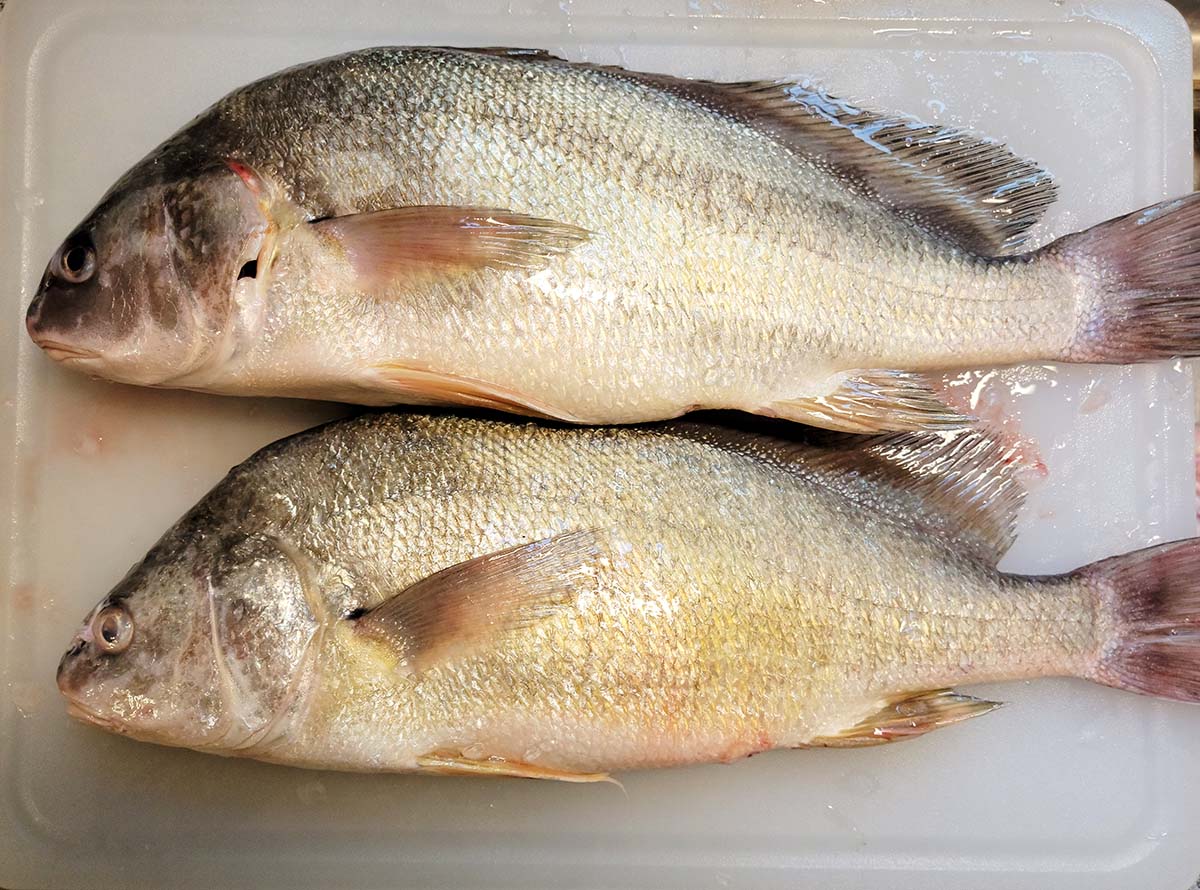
[806,689,1002,747]
[762,369,971,433]
[417,750,615,783]
[349,530,601,672]
[314,206,589,294]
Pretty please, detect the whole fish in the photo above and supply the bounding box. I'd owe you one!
[57,413,1200,778]
[25,47,1200,432]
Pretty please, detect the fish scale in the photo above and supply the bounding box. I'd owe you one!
[54,412,1193,779]
[39,46,1200,430]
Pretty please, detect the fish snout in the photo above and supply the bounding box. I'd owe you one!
[55,635,90,697]
[25,289,45,339]
[26,284,104,362]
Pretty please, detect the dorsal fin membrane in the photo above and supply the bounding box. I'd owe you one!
[666,424,1028,566]
[454,47,1056,256]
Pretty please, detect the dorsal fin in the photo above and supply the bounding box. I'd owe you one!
[447,46,568,62]
[665,423,1029,566]
[456,48,1056,256]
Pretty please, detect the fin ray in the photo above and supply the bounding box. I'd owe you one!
[316,206,588,294]
[761,369,972,434]
[807,689,1002,747]
[462,50,1056,255]
[369,361,585,422]
[1083,539,1200,701]
[350,530,601,672]
[417,750,615,783]
[1053,193,1200,362]
[663,423,1028,564]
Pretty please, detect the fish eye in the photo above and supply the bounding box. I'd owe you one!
[92,604,134,654]
[58,237,96,284]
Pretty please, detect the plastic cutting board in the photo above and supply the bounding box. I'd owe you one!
[1,1,1198,887]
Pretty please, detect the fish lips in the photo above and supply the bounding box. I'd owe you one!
[56,642,141,736]
[26,288,103,364]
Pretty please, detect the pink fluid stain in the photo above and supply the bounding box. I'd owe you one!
[934,370,1048,480]
[70,428,105,457]
[10,583,34,614]
[1194,426,1200,524]
[1078,385,1111,415]
[18,452,41,510]
[47,380,182,459]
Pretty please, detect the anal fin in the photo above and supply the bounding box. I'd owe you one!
[807,689,1002,747]
[417,750,615,783]
[762,370,971,433]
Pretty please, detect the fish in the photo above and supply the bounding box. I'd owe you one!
[25,46,1200,433]
[56,412,1200,778]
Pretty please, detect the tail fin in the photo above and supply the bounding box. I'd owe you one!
[1082,539,1200,702]
[1050,193,1200,362]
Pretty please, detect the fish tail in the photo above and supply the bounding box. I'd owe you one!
[1080,539,1200,702]
[1048,193,1200,362]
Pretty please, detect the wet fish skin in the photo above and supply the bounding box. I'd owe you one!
[55,413,1200,777]
[27,47,1200,432]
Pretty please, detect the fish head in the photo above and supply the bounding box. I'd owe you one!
[27,161,271,386]
[56,499,322,753]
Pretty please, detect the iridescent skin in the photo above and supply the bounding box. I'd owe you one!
[27,47,1085,421]
[57,414,1109,773]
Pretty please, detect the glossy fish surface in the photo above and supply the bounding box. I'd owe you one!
[56,413,1200,778]
[27,47,1200,432]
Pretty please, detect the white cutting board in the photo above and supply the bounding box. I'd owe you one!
[1,1,1198,887]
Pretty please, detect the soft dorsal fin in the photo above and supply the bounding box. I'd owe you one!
[665,423,1028,566]
[674,80,1057,255]
[446,46,568,62]
[349,529,600,672]
[458,48,1056,256]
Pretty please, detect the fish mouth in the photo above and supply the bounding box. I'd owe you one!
[64,699,126,733]
[33,339,99,363]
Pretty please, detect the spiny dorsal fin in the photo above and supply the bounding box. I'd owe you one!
[349,529,600,672]
[460,48,1056,256]
[665,423,1028,566]
[806,689,1002,747]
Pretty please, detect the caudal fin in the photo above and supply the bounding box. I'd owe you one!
[1051,193,1200,363]
[1082,539,1200,702]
